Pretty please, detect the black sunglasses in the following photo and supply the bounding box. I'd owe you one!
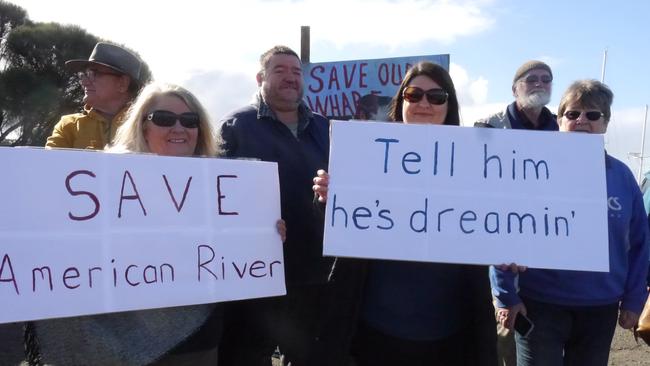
[403,86,449,105]
[144,110,200,128]
[563,110,604,121]
[523,74,553,84]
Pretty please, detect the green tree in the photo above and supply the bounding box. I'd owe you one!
[0,22,98,145]
[0,0,29,53]
[0,1,152,146]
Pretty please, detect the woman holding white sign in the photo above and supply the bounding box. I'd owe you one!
[26,82,286,366]
[313,61,497,366]
[491,80,649,366]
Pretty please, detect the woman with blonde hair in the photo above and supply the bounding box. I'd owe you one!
[27,82,285,366]
[111,82,220,157]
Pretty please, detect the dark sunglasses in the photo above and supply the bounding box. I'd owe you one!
[523,74,553,84]
[144,110,200,128]
[403,86,449,105]
[563,110,604,121]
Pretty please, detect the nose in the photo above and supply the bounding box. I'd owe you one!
[170,120,185,130]
[575,114,589,125]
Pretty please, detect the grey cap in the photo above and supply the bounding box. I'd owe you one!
[513,60,553,85]
[66,42,142,84]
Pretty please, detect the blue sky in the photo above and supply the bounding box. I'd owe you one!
[14,0,650,175]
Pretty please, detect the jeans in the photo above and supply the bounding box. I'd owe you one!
[515,297,618,366]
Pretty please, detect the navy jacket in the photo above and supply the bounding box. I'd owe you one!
[219,103,332,287]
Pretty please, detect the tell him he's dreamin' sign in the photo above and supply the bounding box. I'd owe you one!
[324,121,609,272]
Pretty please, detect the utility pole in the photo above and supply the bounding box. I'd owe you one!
[300,26,310,63]
[600,48,607,83]
[638,104,649,183]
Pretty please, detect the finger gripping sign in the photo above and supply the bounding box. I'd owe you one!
[0,148,284,324]
[324,121,609,272]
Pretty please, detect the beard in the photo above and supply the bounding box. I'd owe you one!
[518,90,551,109]
[262,83,303,112]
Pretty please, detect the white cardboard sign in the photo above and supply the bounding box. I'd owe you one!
[0,147,285,324]
[324,121,609,271]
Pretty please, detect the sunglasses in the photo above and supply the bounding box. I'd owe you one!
[523,74,553,84]
[77,69,123,82]
[403,86,449,105]
[144,110,200,128]
[563,110,604,121]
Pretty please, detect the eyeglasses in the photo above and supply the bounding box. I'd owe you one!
[144,110,200,128]
[523,74,553,84]
[403,86,449,105]
[563,110,604,121]
[77,69,123,82]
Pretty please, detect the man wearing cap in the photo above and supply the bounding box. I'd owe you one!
[45,42,142,149]
[475,60,557,130]
[474,60,557,366]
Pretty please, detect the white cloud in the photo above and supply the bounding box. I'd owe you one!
[450,62,500,125]
[183,71,258,126]
[18,0,495,83]
[605,106,650,179]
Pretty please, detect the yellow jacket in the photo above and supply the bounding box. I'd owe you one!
[45,106,129,150]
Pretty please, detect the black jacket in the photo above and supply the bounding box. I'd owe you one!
[217,101,366,366]
[219,103,332,286]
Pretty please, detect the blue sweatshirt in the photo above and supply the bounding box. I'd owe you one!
[491,154,649,314]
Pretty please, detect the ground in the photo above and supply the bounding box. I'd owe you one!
[610,325,650,365]
[1,321,650,365]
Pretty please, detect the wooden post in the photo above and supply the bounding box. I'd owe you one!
[300,26,310,63]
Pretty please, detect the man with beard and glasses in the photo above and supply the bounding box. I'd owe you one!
[474,60,557,366]
[475,60,557,131]
[216,45,361,366]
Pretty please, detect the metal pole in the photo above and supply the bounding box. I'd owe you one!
[637,105,649,182]
[300,26,310,63]
[600,48,607,83]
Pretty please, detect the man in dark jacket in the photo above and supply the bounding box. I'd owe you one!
[217,45,359,366]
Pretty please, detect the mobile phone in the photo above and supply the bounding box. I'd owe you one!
[514,313,534,337]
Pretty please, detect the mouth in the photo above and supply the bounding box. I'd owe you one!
[168,138,187,143]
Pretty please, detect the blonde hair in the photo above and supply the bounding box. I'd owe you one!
[110,82,222,157]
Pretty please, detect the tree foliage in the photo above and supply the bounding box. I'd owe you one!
[0,1,153,146]
[0,0,29,49]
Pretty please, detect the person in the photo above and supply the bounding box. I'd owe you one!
[45,42,143,149]
[28,82,286,365]
[216,45,360,366]
[490,79,650,366]
[474,60,557,366]
[313,61,497,366]
[475,60,557,131]
[354,93,392,121]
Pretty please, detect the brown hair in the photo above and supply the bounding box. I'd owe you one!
[557,79,614,123]
[259,45,300,77]
[388,61,460,125]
